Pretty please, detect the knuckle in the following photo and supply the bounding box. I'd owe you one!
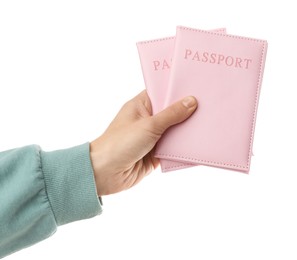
[143,118,164,138]
[170,103,185,116]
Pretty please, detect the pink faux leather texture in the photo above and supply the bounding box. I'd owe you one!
[155,26,268,173]
[137,28,226,172]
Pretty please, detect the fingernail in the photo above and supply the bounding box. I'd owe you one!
[182,96,197,108]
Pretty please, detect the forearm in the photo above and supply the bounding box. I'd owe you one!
[0,143,102,258]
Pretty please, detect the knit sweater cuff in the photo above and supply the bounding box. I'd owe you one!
[40,143,102,226]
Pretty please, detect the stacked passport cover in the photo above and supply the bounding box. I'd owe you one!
[137,26,268,173]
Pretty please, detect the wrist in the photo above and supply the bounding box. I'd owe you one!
[90,137,112,196]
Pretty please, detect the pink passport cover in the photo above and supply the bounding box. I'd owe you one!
[155,26,268,173]
[137,28,226,172]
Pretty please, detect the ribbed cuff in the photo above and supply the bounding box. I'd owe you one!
[40,143,102,226]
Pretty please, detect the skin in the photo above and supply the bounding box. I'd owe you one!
[90,90,197,196]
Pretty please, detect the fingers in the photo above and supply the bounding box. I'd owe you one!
[151,96,198,134]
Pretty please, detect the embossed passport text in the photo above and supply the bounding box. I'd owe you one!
[155,26,268,173]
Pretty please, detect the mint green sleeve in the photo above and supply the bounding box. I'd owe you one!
[0,143,102,258]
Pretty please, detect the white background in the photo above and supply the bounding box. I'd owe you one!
[1,0,296,259]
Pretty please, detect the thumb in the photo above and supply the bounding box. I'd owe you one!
[151,96,198,134]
